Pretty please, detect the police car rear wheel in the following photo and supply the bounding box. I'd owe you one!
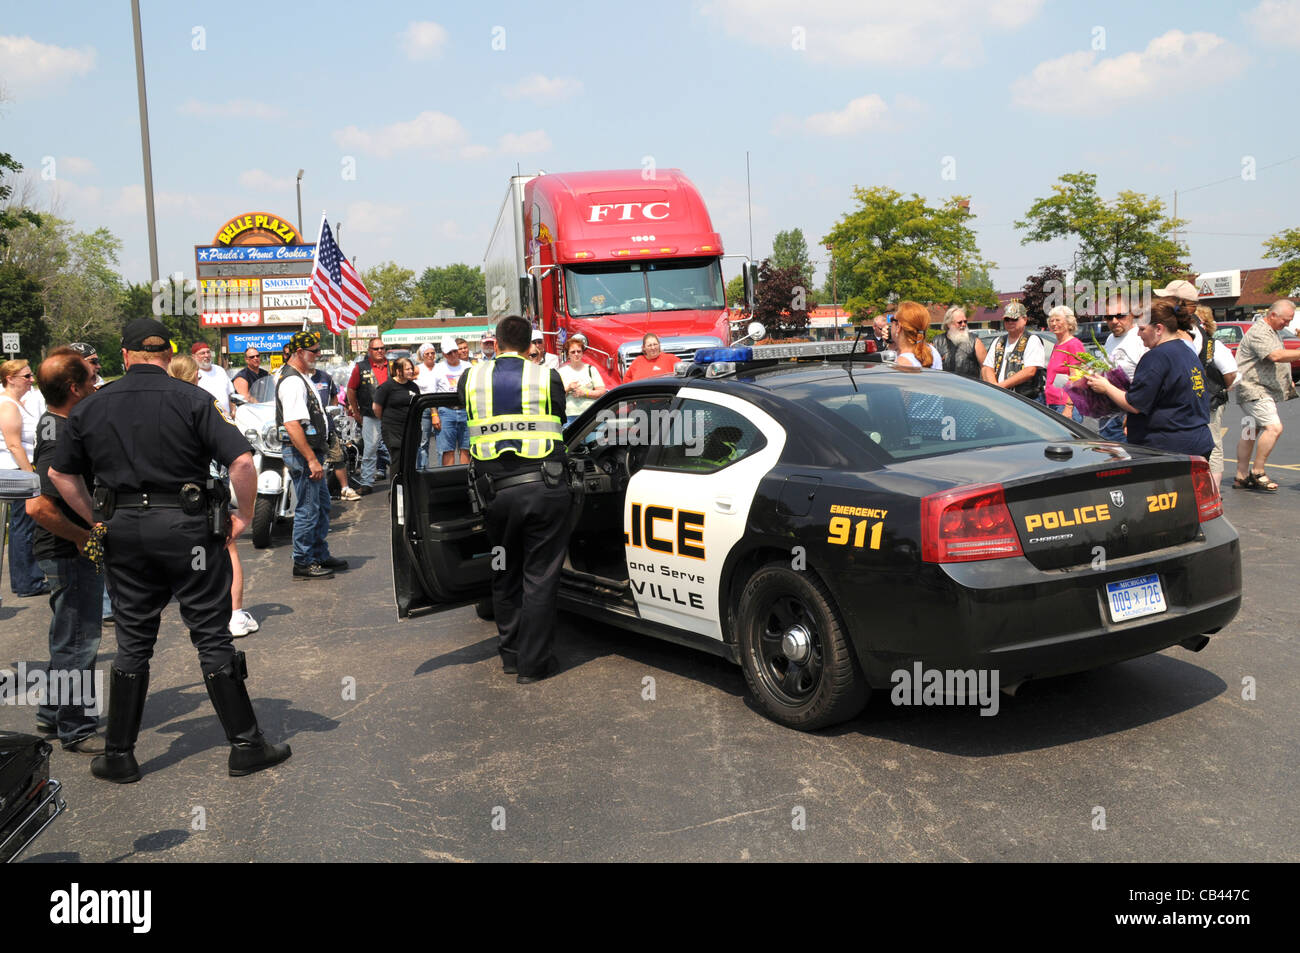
[737,566,868,730]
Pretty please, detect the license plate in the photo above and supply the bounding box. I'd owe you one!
[1105,574,1167,623]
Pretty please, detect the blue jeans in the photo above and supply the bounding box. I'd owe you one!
[7,500,47,595]
[36,556,103,745]
[417,407,435,470]
[283,443,332,567]
[435,408,469,456]
[360,415,382,486]
[1049,403,1083,423]
[1098,414,1127,442]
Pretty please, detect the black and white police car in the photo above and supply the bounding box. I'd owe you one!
[390,336,1241,730]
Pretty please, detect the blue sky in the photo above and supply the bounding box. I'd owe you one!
[2,0,1296,295]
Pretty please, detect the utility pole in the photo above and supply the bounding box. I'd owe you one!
[130,0,159,284]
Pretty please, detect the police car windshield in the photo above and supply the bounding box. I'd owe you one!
[565,258,725,316]
[782,370,1078,461]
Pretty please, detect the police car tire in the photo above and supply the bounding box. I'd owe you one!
[251,495,274,549]
[736,565,868,731]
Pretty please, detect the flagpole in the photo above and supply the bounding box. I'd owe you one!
[307,210,327,334]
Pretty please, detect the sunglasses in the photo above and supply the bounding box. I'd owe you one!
[306,347,322,354]
[88,358,101,365]
[19,371,34,379]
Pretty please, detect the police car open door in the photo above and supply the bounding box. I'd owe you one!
[621,389,785,641]
[391,393,491,617]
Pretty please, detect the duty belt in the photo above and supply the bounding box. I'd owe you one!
[491,469,548,492]
[114,491,187,508]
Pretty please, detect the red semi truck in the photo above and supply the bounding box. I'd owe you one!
[485,169,752,383]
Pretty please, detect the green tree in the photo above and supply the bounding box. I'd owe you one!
[1016,172,1187,286]
[4,215,124,347]
[416,263,487,316]
[1263,227,1300,297]
[0,262,48,359]
[0,152,41,249]
[822,187,995,318]
[361,261,420,332]
[771,228,813,288]
[725,272,746,310]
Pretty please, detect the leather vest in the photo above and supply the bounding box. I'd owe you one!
[937,335,982,378]
[992,333,1044,399]
[276,364,328,452]
[354,356,380,418]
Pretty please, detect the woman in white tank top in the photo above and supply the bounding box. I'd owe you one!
[0,359,39,471]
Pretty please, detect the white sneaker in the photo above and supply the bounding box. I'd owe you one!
[238,609,260,633]
[229,612,253,637]
[339,486,361,501]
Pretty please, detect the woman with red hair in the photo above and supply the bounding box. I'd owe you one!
[891,301,942,369]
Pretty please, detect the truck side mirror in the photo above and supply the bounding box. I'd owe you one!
[518,276,533,319]
[743,262,758,312]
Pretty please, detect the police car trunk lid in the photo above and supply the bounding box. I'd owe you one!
[900,441,1201,570]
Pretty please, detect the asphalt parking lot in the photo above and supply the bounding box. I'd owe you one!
[4,406,1299,863]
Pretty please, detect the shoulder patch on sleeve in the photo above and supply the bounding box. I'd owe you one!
[214,398,237,426]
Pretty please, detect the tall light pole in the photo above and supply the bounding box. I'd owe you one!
[295,169,305,237]
[130,0,159,283]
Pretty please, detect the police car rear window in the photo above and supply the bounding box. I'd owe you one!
[783,371,1076,461]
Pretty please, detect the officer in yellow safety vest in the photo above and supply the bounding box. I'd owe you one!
[457,315,574,684]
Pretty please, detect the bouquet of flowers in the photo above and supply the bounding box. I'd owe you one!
[1062,345,1131,419]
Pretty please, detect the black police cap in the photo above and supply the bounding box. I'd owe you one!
[122,318,173,352]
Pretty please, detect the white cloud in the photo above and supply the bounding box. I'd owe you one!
[0,35,94,96]
[178,99,286,120]
[1011,30,1242,113]
[237,169,296,192]
[58,156,95,176]
[700,0,1043,65]
[334,110,473,158]
[501,74,583,101]
[801,94,890,136]
[1244,0,1300,44]
[401,21,449,60]
[497,130,552,155]
[344,201,407,234]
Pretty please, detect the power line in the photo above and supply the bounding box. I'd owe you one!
[1175,153,1300,197]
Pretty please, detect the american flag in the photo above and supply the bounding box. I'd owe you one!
[310,217,371,334]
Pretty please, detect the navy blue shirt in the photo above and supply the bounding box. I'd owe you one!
[1124,340,1213,457]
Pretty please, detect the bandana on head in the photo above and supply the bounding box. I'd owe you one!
[290,330,320,352]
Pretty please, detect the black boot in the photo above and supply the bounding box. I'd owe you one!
[91,667,149,783]
[204,651,292,777]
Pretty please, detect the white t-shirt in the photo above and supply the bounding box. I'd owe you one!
[1104,327,1148,380]
[197,364,235,410]
[982,333,1046,381]
[277,371,325,430]
[896,344,944,369]
[430,359,469,395]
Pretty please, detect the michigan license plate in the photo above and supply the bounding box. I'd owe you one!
[1105,574,1167,623]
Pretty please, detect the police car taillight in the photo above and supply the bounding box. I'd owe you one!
[1189,457,1221,522]
[921,483,1024,563]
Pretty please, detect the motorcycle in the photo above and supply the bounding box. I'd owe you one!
[231,367,361,548]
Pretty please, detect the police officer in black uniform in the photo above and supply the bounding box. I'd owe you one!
[48,318,291,781]
[459,315,574,683]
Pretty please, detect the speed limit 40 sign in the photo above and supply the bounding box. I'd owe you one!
[1,333,18,354]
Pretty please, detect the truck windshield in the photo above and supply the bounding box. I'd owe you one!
[565,257,725,316]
